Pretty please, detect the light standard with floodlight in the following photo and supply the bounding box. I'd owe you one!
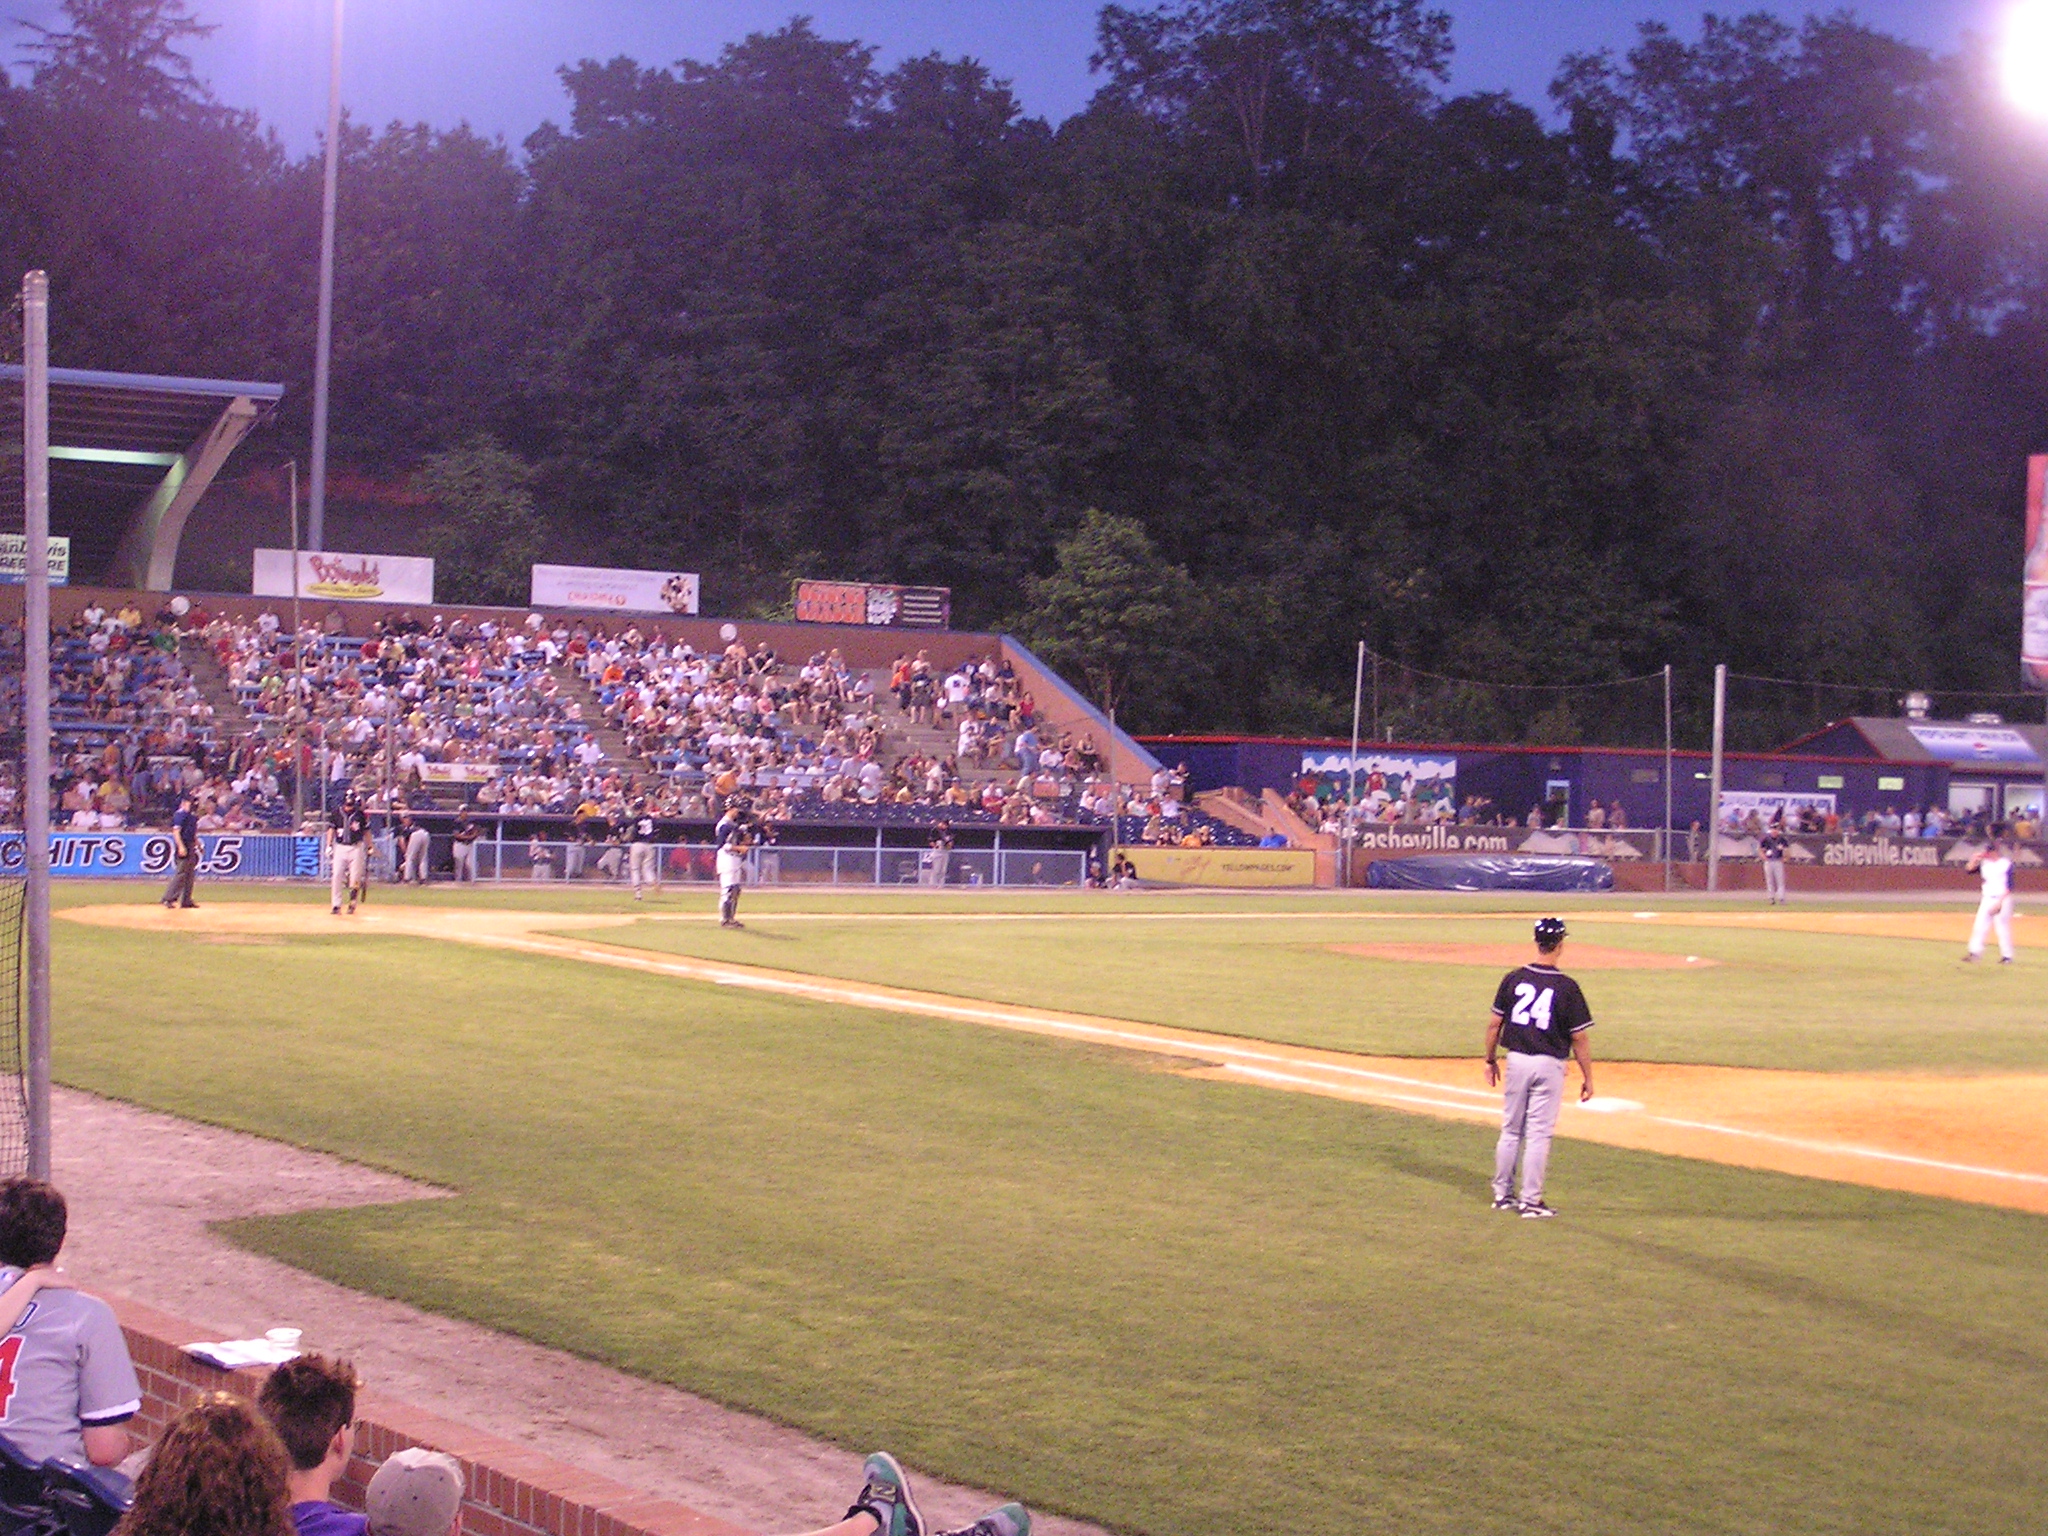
[2008,1,2048,839]
[307,0,344,554]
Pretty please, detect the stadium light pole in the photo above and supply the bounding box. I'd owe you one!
[20,271,51,1180]
[306,0,345,555]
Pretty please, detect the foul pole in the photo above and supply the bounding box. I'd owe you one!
[1347,642,1364,885]
[1662,664,1674,892]
[21,272,50,1179]
[1706,663,1727,893]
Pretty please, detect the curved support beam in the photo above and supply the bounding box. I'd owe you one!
[108,396,266,590]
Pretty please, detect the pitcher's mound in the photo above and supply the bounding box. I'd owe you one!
[1329,942,1715,970]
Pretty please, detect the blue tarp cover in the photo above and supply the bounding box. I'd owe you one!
[1365,854,1615,893]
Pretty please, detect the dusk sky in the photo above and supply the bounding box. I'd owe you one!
[7,1,2006,148]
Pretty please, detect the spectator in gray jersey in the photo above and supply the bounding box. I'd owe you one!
[0,1178,142,1467]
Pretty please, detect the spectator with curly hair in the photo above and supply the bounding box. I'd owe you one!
[113,1393,295,1536]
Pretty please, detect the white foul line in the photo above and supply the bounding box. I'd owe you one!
[1639,1115,2048,1186]
[489,931,2048,1191]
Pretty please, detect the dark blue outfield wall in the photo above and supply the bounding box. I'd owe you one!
[1140,736,1948,828]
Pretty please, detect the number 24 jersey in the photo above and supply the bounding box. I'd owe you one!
[1491,964,1593,1059]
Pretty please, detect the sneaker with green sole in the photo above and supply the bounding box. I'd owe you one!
[847,1452,925,1536]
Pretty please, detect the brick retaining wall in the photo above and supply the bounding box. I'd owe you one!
[107,1293,750,1536]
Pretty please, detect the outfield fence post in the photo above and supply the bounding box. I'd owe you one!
[21,271,51,1180]
[873,827,883,885]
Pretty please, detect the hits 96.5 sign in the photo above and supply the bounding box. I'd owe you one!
[0,833,250,877]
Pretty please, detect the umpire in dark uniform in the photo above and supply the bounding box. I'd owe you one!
[160,795,200,910]
[1484,916,1596,1217]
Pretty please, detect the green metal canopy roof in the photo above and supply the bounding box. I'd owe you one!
[0,365,284,588]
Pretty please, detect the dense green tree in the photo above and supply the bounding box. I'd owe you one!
[1014,509,1203,721]
[415,434,543,606]
[10,2,2048,742]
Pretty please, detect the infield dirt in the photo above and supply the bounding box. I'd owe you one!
[66,901,2048,1215]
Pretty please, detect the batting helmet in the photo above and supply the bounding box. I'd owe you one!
[1533,917,1568,950]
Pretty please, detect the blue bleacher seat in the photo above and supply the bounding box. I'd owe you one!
[38,1460,128,1536]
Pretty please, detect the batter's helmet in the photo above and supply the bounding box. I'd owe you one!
[1533,917,1568,950]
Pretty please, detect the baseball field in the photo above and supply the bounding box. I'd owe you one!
[53,883,2048,1536]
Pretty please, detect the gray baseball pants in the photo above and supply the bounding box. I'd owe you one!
[403,829,430,884]
[1763,858,1787,901]
[1494,1052,1567,1205]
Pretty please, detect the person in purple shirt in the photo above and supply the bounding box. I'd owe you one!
[257,1354,366,1536]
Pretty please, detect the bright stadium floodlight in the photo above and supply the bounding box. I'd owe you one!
[2004,1,2048,120]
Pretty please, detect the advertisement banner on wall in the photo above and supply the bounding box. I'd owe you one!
[1904,723,2040,764]
[418,763,496,784]
[1716,790,1837,826]
[0,832,301,878]
[254,549,435,604]
[792,581,951,629]
[0,535,70,585]
[1300,752,1456,812]
[1120,846,1317,886]
[2027,455,2048,689]
[530,564,699,615]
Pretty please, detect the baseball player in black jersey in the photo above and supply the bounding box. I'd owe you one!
[629,800,660,901]
[1759,825,1789,904]
[1484,917,1595,1217]
[327,791,371,916]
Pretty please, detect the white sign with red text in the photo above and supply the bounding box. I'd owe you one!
[530,564,700,615]
[254,549,435,604]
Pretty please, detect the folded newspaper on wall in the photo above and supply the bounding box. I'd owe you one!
[181,1337,304,1370]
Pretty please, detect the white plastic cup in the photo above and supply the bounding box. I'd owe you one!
[265,1328,303,1349]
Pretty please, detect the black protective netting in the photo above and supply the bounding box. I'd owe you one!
[0,879,30,1179]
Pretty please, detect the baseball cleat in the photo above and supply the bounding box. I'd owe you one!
[1961,953,1977,963]
[1491,1196,1518,1211]
[846,1452,924,1536]
[936,1506,1030,1536]
[1519,1200,1556,1219]
[331,906,340,915]
[2000,956,2014,964]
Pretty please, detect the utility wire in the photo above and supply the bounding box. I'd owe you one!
[1363,646,1667,694]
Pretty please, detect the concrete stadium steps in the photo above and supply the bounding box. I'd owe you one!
[1196,788,1274,840]
[556,665,638,768]
[182,638,259,736]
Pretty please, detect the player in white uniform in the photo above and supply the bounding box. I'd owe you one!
[1964,835,2016,964]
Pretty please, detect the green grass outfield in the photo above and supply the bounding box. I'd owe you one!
[49,882,2048,1536]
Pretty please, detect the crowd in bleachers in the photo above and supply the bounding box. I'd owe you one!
[0,601,1217,847]
[0,603,298,832]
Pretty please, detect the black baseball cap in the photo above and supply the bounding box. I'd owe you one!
[1534,917,1568,949]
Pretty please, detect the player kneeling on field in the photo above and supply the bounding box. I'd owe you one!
[1484,917,1596,1219]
